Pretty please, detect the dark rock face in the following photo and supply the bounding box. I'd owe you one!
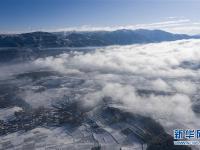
[0,29,194,48]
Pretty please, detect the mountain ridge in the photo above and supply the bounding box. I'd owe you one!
[0,29,198,48]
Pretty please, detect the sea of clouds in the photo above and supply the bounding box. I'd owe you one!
[33,39,200,134]
[1,39,200,134]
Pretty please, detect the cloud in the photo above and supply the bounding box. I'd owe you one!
[52,18,200,35]
[4,17,200,35]
[0,62,40,80]
[151,79,170,91]
[55,19,190,31]
[172,81,197,95]
[35,39,200,78]
[31,39,200,133]
[34,55,81,75]
[82,83,197,131]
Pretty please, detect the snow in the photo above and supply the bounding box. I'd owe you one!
[0,107,22,121]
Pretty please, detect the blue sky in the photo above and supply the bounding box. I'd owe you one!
[0,0,200,34]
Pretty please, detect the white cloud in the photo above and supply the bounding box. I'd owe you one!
[83,83,197,131]
[151,79,170,91]
[3,17,200,35]
[172,81,197,95]
[52,18,200,35]
[36,39,200,78]
[31,39,200,132]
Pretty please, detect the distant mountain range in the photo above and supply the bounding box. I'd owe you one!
[0,29,198,48]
